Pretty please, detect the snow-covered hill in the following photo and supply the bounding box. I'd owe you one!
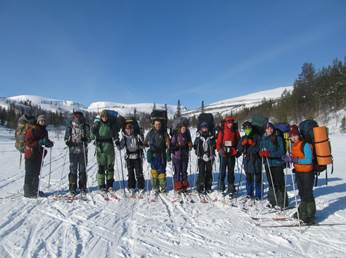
[1,86,293,119]
[1,95,86,113]
[88,101,183,118]
[182,86,293,117]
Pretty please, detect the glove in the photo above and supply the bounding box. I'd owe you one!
[259,150,270,158]
[282,155,298,163]
[241,138,249,146]
[230,147,237,156]
[247,138,255,146]
[146,149,153,163]
[65,140,72,147]
[39,138,54,148]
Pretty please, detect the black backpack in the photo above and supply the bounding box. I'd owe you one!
[151,109,168,133]
[251,114,269,136]
[197,113,215,136]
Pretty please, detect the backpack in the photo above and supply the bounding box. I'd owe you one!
[299,119,333,186]
[151,109,168,133]
[251,114,268,136]
[274,123,290,154]
[197,113,215,136]
[15,114,36,153]
[103,109,124,134]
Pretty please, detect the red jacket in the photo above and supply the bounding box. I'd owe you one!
[24,125,48,160]
[216,124,240,156]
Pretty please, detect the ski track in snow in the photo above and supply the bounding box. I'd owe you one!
[0,129,346,257]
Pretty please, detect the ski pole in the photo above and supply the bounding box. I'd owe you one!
[48,148,52,189]
[289,167,301,230]
[265,157,278,207]
[83,143,88,191]
[118,149,126,196]
[37,146,46,198]
[19,153,22,169]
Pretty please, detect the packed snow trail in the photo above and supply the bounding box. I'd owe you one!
[0,128,346,257]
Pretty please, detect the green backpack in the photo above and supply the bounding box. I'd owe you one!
[15,114,36,153]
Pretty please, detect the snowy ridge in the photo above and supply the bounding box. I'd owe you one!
[87,101,184,118]
[182,86,293,117]
[3,95,86,113]
[1,86,292,118]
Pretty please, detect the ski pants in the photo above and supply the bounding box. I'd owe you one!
[219,155,235,190]
[197,159,213,193]
[69,150,87,191]
[24,155,43,197]
[126,158,144,190]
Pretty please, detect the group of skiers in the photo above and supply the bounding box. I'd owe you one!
[18,109,324,225]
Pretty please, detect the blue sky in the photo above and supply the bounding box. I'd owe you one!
[0,0,345,108]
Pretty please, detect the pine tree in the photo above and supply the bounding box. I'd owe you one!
[176,99,181,118]
[340,116,346,133]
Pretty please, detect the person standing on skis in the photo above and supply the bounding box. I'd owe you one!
[92,110,119,192]
[171,124,192,192]
[237,121,262,199]
[24,115,54,198]
[216,116,240,195]
[64,111,91,195]
[119,120,145,195]
[283,125,316,225]
[144,119,170,193]
[194,122,215,194]
[259,122,288,208]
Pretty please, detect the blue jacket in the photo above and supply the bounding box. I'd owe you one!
[260,135,285,167]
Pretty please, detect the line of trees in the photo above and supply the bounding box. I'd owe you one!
[234,57,346,130]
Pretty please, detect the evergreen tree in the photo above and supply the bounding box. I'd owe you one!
[340,116,346,133]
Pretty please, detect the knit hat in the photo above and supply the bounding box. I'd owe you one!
[225,116,235,123]
[200,122,208,129]
[37,115,46,123]
[266,122,275,130]
[289,125,300,137]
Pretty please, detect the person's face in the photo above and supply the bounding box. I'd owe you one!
[125,125,133,135]
[290,135,299,143]
[201,127,208,134]
[180,126,186,134]
[226,121,233,129]
[266,126,274,136]
[154,121,161,131]
[101,115,108,122]
[38,119,46,126]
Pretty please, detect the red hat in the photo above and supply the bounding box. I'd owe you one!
[289,125,300,137]
[225,116,235,123]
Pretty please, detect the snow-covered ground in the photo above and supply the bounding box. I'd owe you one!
[0,127,345,258]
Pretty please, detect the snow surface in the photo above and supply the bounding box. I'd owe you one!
[0,125,345,258]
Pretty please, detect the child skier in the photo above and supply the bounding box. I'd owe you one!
[193,122,215,194]
[119,120,145,195]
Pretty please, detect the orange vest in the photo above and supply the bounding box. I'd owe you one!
[291,141,314,173]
